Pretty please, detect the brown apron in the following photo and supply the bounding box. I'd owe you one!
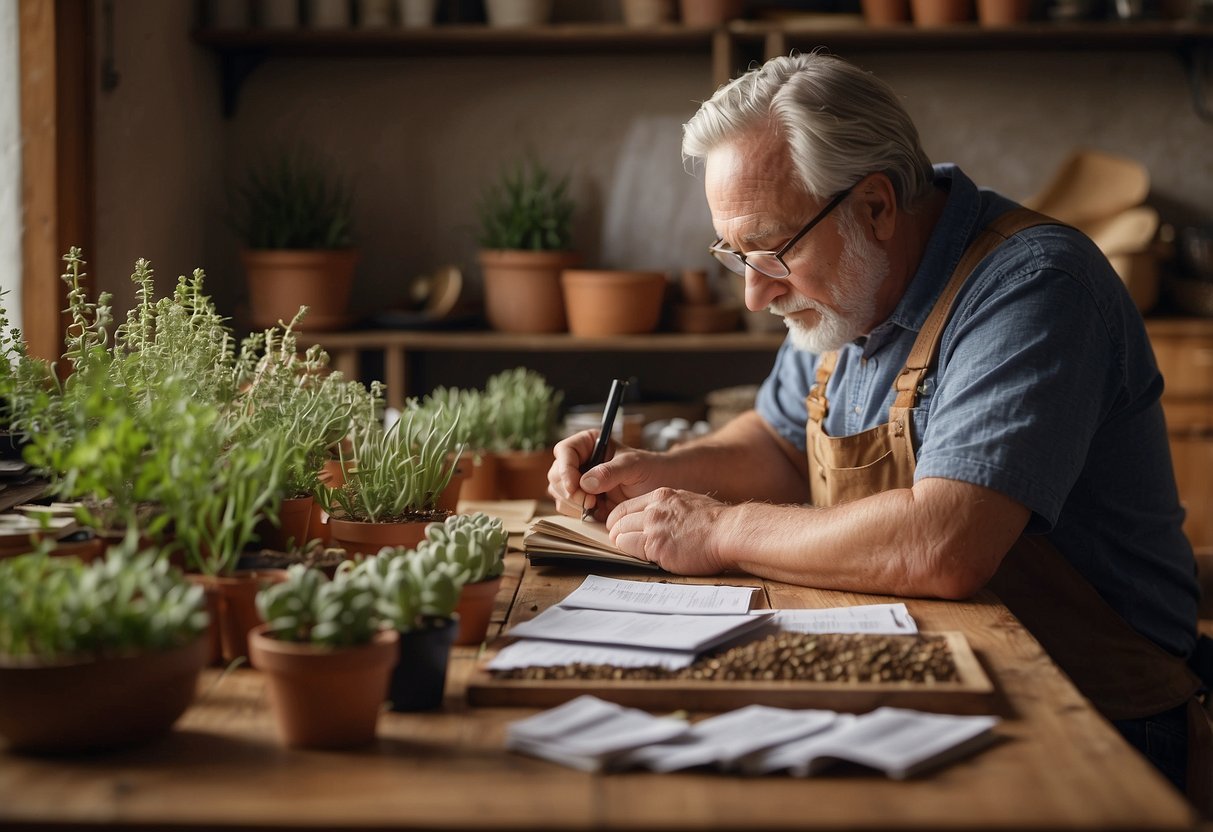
[805,207,1212,807]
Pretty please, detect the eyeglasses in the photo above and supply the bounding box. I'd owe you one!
[708,187,853,279]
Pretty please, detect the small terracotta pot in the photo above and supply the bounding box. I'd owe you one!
[910,0,973,24]
[458,452,500,501]
[0,636,208,753]
[257,495,315,553]
[453,576,503,647]
[479,249,579,333]
[561,270,666,337]
[437,457,471,513]
[249,625,399,749]
[329,517,436,557]
[862,0,911,24]
[975,0,1031,24]
[389,616,459,711]
[495,449,554,500]
[678,0,744,25]
[241,249,357,332]
[189,570,290,666]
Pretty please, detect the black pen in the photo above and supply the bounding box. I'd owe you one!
[580,378,628,520]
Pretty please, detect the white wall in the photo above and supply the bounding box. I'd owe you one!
[0,0,21,332]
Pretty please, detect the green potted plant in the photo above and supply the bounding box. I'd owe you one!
[355,546,463,710]
[410,384,498,504]
[476,157,579,333]
[486,366,562,500]
[249,563,398,748]
[418,511,507,646]
[318,400,465,555]
[232,146,357,331]
[0,543,209,753]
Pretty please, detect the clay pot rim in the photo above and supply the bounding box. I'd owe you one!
[561,269,666,284]
[248,624,399,668]
[0,633,208,671]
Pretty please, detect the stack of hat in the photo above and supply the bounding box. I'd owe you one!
[1025,149,1161,312]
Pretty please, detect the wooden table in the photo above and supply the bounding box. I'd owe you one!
[0,552,1199,831]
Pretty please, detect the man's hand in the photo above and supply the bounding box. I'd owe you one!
[605,487,732,575]
[547,430,665,520]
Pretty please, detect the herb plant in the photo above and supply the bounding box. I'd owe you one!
[486,367,562,452]
[232,148,354,250]
[476,158,574,251]
[0,544,208,659]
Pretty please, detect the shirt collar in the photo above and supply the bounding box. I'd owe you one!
[866,164,983,352]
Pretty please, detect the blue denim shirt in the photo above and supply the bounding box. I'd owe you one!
[756,164,1198,657]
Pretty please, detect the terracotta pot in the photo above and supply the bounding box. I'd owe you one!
[861,0,911,24]
[437,458,472,513]
[241,249,357,332]
[389,616,459,711]
[910,0,973,24]
[329,517,436,556]
[495,448,553,500]
[622,0,675,25]
[0,635,208,753]
[453,576,503,646]
[479,249,579,333]
[188,570,290,666]
[561,269,666,337]
[678,0,744,25]
[975,0,1031,24]
[257,495,315,553]
[458,452,500,501]
[249,625,399,749]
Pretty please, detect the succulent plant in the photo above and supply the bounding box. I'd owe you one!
[353,547,463,632]
[0,543,208,659]
[419,512,507,585]
[256,563,382,647]
[485,367,562,452]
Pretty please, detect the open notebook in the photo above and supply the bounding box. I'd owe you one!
[523,515,658,570]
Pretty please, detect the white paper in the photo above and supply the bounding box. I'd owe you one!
[506,605,773,653]
[506,695,689,772]
[487,638,697,672]
[620,705,838,772]
[769,603,918,635]
[559,575,758,615]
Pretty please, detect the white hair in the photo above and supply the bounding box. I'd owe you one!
[682,53,934,211]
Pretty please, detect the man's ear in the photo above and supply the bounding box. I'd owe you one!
[853,172,898,242]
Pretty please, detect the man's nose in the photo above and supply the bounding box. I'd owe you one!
[744,268,787,312]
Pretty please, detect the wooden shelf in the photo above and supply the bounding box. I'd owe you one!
[295,329,785,352]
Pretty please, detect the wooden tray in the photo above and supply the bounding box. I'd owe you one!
[466,630,995,714]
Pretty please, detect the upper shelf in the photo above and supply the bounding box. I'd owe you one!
[192,19,1213,115]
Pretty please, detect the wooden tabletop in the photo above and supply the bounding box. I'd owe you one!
[0,552,1198,831]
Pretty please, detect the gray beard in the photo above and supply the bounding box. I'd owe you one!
[771,213,889,354]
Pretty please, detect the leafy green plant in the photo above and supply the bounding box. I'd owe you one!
[353,547,463,632]
[231,148,354,250]
[317,407,465,523]
[256,563,381,647]
[410,385,496,456]
[0,544,208,659]
[486,366,563,452]
[418,512,507,585]
[476,158,574,251]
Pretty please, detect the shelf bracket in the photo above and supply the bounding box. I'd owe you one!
[217,49,265,118]
[1181,42,1213,125]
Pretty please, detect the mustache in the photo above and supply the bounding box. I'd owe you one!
[769,295,824,317]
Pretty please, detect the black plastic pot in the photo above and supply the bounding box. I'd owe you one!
[388,616,459,712]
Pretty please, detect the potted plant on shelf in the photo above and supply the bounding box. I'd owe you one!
[250,563,398,748]
[419,512,507,646]
[356,545,463,710]
[232,146,358,331]
[0,544,209,753]
[318,400,465,555]
[487,366,562,500]
[476,157,579,333]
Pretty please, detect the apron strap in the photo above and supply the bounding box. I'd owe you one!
[807,351,837,424]
[894,207,1058,410]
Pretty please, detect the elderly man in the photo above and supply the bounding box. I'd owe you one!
[548,54,1210,799]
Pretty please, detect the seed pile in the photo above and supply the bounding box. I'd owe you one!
[494,632,959,684]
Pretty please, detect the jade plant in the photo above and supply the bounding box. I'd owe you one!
[0,543,208,659]
[486,366,562,452]
[419,512,507,586]
[256,563,381,647]
[476,158,574,252]
[318,405,465,523]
